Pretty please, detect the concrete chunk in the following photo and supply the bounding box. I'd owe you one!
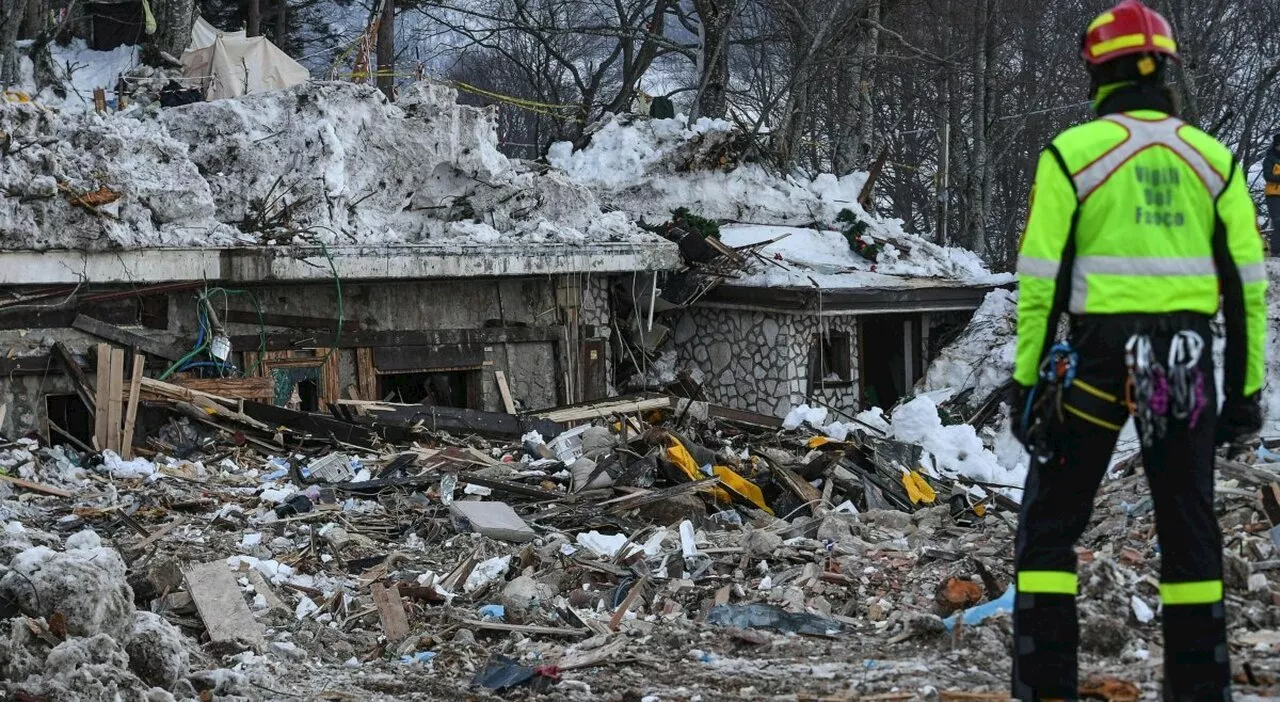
[449,501,536,543]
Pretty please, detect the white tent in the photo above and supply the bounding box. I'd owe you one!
[181,17,309,100]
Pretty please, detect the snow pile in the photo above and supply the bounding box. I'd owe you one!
[549,115,1011,288]
[890,396,1026,489]
[0,527,195,700]
[920,289,1019,403]
[12,39,145,112]
[0,80,658,251]
[550,115,866,225]
[718,224,1011,288]
[1262,260,1280,433]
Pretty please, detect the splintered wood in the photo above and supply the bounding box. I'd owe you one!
[371,582,410,643]
[184,560,265,650]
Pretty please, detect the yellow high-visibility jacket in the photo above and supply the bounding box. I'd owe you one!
[1015,109,1267,399]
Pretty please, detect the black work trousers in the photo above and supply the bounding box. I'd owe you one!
[1012,316,1230,701]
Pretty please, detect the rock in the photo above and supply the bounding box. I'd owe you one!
[636,492,706,527]
[861,509,912,531]
[935,577,984,614]
[499,576,556,623]
[741,529,783,558]
[1224,552,1251,591]
[126,612,190,689]
[268,641,307,662]
[1080,614,1130,656]
[816,513,860,545]
[867,600,890,621]
[709,342,732,373]
[580,427,617,455]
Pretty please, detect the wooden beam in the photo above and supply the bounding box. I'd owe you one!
[70,314,185,361]
[228,325,565,352]
[106,348,125,454]
[0,473,73,497]
[52,342,95,413]
[495,371,516,414]
[120,353,144,459]
[356,347,377,400]
[223,309,363,331]
[93,343,110,450]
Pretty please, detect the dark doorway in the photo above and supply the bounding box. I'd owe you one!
[379,371,476,408]
[46,394,94,447]
[858,313,922,410]
[295,378,320,412]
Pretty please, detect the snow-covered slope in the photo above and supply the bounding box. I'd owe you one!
[0,81,651,251]
[920,289,1019,403]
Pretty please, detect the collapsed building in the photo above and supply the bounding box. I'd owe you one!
[0,80,679,442]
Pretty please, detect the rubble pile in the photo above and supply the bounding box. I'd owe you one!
[0,363,1279,700]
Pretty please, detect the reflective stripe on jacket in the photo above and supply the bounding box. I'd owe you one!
[1015,109,1267,398]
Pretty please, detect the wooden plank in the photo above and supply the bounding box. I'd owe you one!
[172,377,274,403]
[128,516,187,552]
[356,348,377,400]
[71,314,185,361]
[184,560,266,649]
[223,309,363,331]
[0,473,73,497]
[536,397,672,423]
[120,354,144,459]
[93,343,110,450]
[609,577,647,631]
[371,582,410,643]
[106,348,125,454]
[456,620,588,637]
[494,371,516,414]
[228,326,565,353]
[372,344,486,372]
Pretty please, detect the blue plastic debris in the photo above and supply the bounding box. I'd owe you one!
[942,585,1016,631]
[398,651,437,665]
[1257,445,1280,463]
[479,604,506,621]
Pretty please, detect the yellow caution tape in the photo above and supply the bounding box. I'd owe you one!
[901,470,937,505]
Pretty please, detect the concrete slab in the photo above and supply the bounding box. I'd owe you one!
[449,500,536,543]
[0,242,682,285]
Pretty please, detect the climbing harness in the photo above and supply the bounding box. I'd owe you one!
[1125,330,1206,448]
[1167,330,1208,427]
[1023,342,1079,463]
[1125,334,1167,448]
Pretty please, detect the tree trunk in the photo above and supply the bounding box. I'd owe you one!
[21,0,43,40]
[0,0,32,87]
[152,0,197,61]
[276,0,287,46]
[964,0,990,258]
[248,0,261,37]
[376,0,394,100]
[691,0,734,121]
[853,0,880,171]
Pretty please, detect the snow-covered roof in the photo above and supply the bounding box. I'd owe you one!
[549,115,1014,293]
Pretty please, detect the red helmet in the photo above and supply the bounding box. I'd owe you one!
[1081,0,1180,66]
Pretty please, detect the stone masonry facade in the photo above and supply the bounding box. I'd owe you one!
[670,306,860,418]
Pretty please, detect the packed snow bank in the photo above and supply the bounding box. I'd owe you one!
[920,289,1019,403]
[718,224,1011,288]
[1262,260,1280,434]
[0,80,658,251]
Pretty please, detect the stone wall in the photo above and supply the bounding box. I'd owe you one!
[670,307,860,418]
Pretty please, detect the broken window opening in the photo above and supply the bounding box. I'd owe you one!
[45,394,94,448]
[810,330,853,387]
[294,378,320,412]
[378,371,476,409]
[858,313,923,410]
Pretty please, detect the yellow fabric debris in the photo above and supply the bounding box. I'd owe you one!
[664,437,772,514]
[712,466,773,515]
[902,470,937,505]
[807,436,831,449]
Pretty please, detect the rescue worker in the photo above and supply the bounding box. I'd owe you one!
[1265,133,1280,254]
[1011,1,1267,700]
